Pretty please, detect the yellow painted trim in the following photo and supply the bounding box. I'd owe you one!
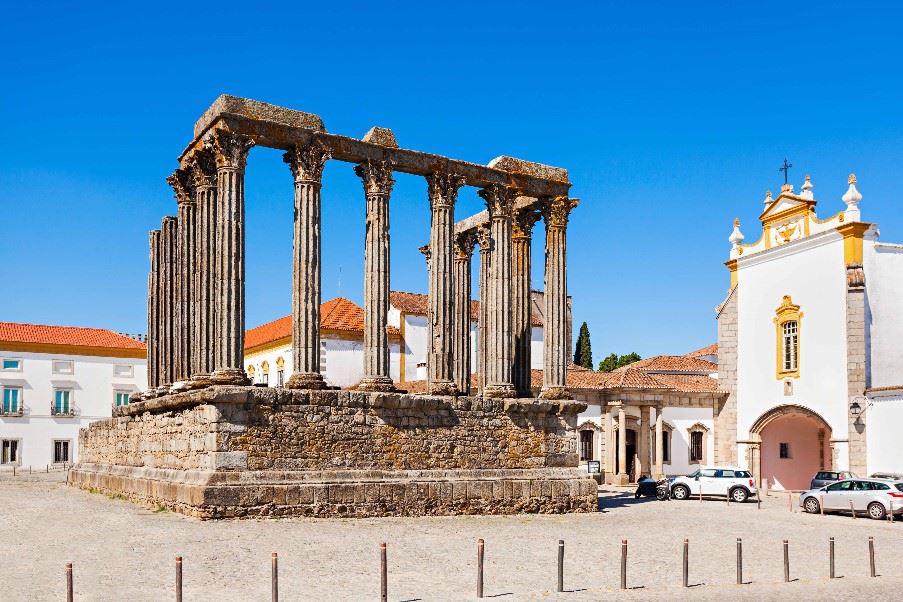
[837,222,870,265]
[725,259,738,288]
[812,209,846,225]
[0,341,146,359]
[773,295,803,380]
[399,311,406,383]
[758,194,816,223]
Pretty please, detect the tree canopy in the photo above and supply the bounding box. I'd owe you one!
[597,352,642,372]
[573,322,593,369]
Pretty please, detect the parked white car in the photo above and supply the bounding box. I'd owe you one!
[670,467,758,503]
[799,478,903,520]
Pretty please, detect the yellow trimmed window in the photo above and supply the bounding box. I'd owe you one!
[774,295,803,379]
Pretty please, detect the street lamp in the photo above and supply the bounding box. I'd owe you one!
[850,395,870,418]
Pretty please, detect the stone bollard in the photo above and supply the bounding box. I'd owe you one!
[477,539,485,598]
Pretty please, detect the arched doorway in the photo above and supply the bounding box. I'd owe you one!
[750,405,832,491]
[615,429,638,483]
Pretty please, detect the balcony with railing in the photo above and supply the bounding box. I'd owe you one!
[0,404,24,417]
[50,402,76,417]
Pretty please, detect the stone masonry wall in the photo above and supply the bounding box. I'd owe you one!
[714,287,738,465]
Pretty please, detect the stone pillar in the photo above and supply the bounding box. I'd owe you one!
[354,159,395,392]
[654,409,664,479]
[187,148,217,383]
[168,168,194,385]
[747,440,762,488]
[147,230,161,390]
[846,263,868,473]
[453,232,476,395]
[425,172,465,396]
[540,196,578,399]
[210,129,254,384]
[603,408,614,483]
[160,216,177,388]
[617,405,627,485]
[512,208,541,396]
[478,184,517,399]
[638,406,650,479]
[283,139,331,390]
[476,226,491,394]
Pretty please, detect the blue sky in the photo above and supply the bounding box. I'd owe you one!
[2,1,901,361]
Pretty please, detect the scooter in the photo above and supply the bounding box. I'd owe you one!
[655,478,671,501]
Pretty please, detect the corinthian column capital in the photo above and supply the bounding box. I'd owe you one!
[426,171,465,210]
[354,160,395,196]
[167,167,194,206]
[479,184,515,219]
[187,147,217,189]
[419,244,431,265]
[476,225,492,253]
[283,139,331,182]
[542,196,579,228]
[210,129,254,170]
[513,208,542,239]
[454,231,477,261]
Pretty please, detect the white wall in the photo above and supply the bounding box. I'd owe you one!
[0,351,146,468]
[866,242,903,389]
[867,394,903,474]
[660,406,714,476]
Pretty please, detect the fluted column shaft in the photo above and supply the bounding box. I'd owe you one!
[425,172,464,395]
[453,232,476,395]
[147,230,161,389]
[160,216,177,387]
[618,406,627,477]
[355,160,395,392]
[655,409,664,479]
[188,148,217,380]
[476,227,491,394]
[540,196,578,400]
[512,209,540,396]
[284,140,331,389]
[479,184,517,398]
[168,168,194,384]
[211,130,253,384]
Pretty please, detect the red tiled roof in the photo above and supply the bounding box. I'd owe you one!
[390,291,543,326]
[0,322,146,350]
[245,298,399,351]
[612,355,717,374]
[686,343,717,358]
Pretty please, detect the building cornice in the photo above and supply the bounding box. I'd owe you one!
[0,342,146,359]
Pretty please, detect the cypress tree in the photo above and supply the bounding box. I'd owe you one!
[573,322,593,369]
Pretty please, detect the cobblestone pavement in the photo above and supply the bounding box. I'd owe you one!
[2,474,902,601]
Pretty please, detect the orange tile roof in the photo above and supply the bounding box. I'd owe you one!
[612,355,717,374]
[245,298,399,351]
[686,343,717,358]
[0,322,146,355]
[390,291,543,326]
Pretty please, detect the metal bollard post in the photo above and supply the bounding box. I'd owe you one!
[682,539,688,588]
[850,500,856,519]
[620,539,627,590]
[557,540,564,593]
[757,497,761,510]
[380,543,387,602]
[699,489,702,503]
[788,493,792,512]
[890,501,894,523]
[477,539,484,598]
[736,538,743,585]
[176,556,183,602]
[783,540,790,583]
[66,562,73,602]
[821,496,825,516]
[272,552,278,602]
[869,537,876,578]
[829,537,835,579]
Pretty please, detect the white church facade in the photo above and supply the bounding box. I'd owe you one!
[715,174,903,490]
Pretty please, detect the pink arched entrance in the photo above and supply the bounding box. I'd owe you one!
[750,405,832,491]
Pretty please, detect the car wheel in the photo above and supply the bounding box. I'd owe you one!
[730,487,748,503]
[867,502,887,520]
[672,485,690,500]
[803,497,820,514]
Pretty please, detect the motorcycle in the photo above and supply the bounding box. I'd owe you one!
[655,478,671,501]
[634,476,671,501]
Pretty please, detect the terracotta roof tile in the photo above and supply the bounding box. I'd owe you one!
[686,343,717,358]
[612,355,717,374]
[0,322,146,350]
[390,291,543,326]
[245,298,399,351]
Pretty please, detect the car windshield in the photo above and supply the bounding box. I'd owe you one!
[687,470,700,478]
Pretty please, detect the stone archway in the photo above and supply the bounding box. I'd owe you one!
[750,405,832,491]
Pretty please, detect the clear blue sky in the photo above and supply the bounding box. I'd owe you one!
[2,1,901,361]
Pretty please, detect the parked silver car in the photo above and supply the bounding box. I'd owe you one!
[809,470,856,490]
[799,478,903,520]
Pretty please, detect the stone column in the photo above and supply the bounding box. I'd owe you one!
[425,172,465,396]
[160,216,177,389]
[617,405,627,484]
[354,160,395,392]
[540,196,579,400]
[147,230,161,391]
[603,408,614,483]
[188,148,217,383]
[476,226,491,394]
[638,406,650,479]
[210,129,254,385]
[168,168,194,385]
[512,208,541,396]
[654,409,664,479]
[478,184,517,399]
[453,231,476,395]
[283,139,331,390]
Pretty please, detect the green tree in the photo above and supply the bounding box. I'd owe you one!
[573,322,593,369]
[617,352,642,368]
[598,352,642,372]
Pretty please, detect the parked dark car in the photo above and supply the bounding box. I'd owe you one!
[810,471,856,490]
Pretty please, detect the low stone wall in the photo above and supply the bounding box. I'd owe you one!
[72,387,597,518]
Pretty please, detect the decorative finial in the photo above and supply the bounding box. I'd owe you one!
[733,217,740,227]
[800,174,814,200]
[781,182,793,193]
[848,173,857,185]
[764,190,773,206]
[842,173,862,221]
[729,218,745,250]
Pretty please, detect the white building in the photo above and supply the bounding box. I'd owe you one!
[716,174,903,490]
[0,323,147,469]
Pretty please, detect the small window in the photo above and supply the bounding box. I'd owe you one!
[53,389,72,415]
[114,392,130,407]
[782,321,798,372]
[2,387,22,415]
[52,360,74,375]
[779,442,790,459]
[261,373,269,386]
[53,440,70,463]
[579,430,593,461]
[1,358,22,371]
[114,364,134,378]
[277,370,284,387]
[690,431,704,462]
[1,439,19,464]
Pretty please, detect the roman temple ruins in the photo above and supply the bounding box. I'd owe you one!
[70,95,595,518]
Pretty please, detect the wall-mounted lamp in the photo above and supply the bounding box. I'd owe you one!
[850,395,872,418]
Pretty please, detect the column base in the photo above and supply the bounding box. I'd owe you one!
[285,372,328,390]
[155,385,171,397]
[613,473,629,486]
[482,383,517,399]
[210,368,251,386]
[539,386,572,400]
[428,380,459,396]
[188,374,215,390]
[358,376,396,392]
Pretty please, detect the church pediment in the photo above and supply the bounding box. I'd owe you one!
[759,193,816,225]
